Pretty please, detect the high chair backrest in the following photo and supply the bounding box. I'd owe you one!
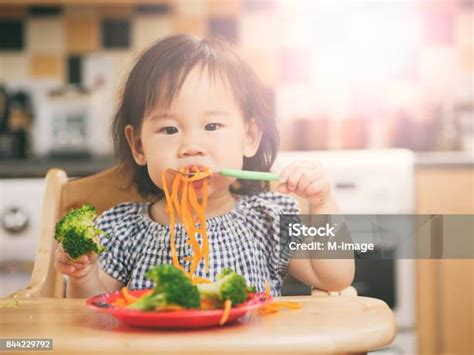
[9,165,144,298]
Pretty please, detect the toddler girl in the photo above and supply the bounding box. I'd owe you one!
[55,35,354,298]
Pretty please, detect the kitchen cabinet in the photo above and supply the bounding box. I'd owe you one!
[416,167,474,355]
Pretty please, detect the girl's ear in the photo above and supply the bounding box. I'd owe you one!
[243,119,263,158]
[124,124,147,166]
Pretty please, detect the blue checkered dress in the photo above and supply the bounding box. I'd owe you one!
[95,192,300,296]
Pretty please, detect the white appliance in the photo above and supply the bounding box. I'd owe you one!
[6,78,114,158]
[34,88,91,157]
[0,178,45,297]
[274,149,416,355]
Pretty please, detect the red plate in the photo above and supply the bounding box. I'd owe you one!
[86,289,271,329]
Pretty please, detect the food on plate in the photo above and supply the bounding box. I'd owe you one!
[91,266,300,327]
[114,266,253,311]
[111,265,256,325]
[54,204,107,259]
[197,267,253,325]
[126,264,200,311]
[197,267,249,306]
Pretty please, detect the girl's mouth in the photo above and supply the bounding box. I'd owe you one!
[184,164,210,173]
[193,179,204,190]
[182,165,212,187]
[192,176,211,191]
[168,165,212,191]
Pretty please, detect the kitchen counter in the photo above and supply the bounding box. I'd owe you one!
[0,295,396,354]
[0,156,116,178]
[415,151,473,168]
[2,151,470,179]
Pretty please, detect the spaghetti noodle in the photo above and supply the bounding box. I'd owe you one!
[162,167,212,280]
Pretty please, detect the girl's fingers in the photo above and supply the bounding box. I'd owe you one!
[55,245,90,267]
[55,260,76,274]
[59,248,76,264]
[87,252,97,264]
[54,243,97,279]
[76,254,90,264]
[55,245,72,264]
[286,165,307,192]
[278,161,299,184]
[55,259,93,279]
[277,183,289,193]
[295,169,323,194]
[286,161,316,192]
[59,259,87,270]
[278,161,331,205]
[305,178,331,196]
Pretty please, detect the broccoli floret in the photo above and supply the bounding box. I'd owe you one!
[216,267,234,279]
[246,284,257,293]
[197,268,248,306]
[127,264,200,311]
[54,204,106,259]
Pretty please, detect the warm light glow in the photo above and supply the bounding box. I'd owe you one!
[311,2,422,89]
[272,1,424,117]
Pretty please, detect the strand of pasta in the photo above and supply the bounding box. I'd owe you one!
[171,174,182,215]
[181,171,204,276]
[161,172,184,272]
[257,280,302,315]
[161,167,212,279]
[191,167,210,273]
[187,182,208,273]
[182,190,201,275]
[200,179,209,273]
[188,167,211,275]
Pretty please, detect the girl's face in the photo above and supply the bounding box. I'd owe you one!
[125,67,262,198]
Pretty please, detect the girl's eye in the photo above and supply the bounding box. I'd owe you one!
[205,123,223,131]
[158,126,179,135]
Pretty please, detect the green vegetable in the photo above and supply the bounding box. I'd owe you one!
[197,268,249,306]
[127,264,200,311]
[54,204,107,259]
[246,284,257,293]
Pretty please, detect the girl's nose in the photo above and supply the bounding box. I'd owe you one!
[178,144,205,157]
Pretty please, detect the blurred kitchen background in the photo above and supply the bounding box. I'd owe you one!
[0,0,472,159]
[0,1,472,354]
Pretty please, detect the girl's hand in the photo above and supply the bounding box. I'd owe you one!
[54,244,98,280]
[277,160,336,211]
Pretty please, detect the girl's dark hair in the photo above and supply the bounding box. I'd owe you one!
[112,34,279,200]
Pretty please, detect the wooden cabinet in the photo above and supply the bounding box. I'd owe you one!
[416,167,474,355]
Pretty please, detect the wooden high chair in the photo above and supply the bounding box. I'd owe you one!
[9,166,356,299]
